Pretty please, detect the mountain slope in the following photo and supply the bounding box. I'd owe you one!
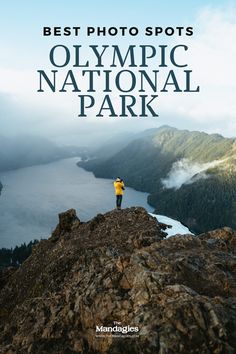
[149,169,236,233]
[0,208,236,353]
[79,126,236,233]
[0,135,86,172]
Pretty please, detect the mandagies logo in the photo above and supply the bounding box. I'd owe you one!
[95,321,139,336]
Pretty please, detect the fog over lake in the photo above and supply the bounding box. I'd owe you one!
[0,157,152,248]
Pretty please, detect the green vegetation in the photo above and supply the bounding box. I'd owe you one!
[79,126,236,233]
[149,170,236,233]
[0,240,39,269]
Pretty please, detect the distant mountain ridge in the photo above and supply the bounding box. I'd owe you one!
[0,135,86,172]
[79,126,236,233]
[0,135,87,196]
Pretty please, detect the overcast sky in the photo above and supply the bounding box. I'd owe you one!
[0,0,235,145]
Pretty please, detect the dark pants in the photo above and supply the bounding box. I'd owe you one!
[116,195,122,208]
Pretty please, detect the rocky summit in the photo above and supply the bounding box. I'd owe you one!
[0,207,236,354]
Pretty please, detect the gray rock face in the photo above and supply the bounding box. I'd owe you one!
[51,208,80,241]
[0,207,236,353]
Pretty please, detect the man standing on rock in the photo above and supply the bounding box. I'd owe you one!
[114,177,125,210]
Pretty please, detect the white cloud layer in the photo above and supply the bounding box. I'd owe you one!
[0,5,235,140]
[161,158,224,190]
[160,5,236,135]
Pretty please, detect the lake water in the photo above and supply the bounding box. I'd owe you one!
[0,158,153,248]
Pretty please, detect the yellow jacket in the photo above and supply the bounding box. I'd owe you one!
[114,180,125,195]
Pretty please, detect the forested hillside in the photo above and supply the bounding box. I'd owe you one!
[79,126,236,233]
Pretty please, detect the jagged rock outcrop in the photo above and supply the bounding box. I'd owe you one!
[0,207,236,353]
[51,208,80,241]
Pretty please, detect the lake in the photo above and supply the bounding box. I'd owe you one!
[0,158,153,248]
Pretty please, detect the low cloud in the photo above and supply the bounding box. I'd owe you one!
[0,5,235,142]
[162,158,224,190]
